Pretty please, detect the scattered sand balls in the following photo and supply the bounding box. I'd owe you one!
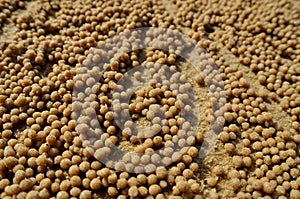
[0,0,299,198]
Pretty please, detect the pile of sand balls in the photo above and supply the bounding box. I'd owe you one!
[73,29,224,173]
[72,27,226,198]
[0,0,299,198]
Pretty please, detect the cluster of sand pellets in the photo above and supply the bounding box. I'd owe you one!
[0,0,299,198]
